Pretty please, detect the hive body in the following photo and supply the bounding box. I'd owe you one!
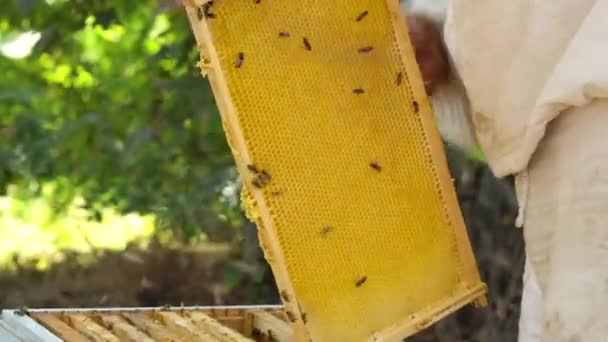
[185,1,486,341]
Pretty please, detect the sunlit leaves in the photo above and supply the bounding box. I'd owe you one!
[0,0,237,241]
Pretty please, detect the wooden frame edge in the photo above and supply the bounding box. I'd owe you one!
[368,283,487,342]
[387,0,486,294]
[182,5,309,341]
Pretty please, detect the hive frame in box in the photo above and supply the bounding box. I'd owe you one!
[183,1,487,341]
[1,305,291,341]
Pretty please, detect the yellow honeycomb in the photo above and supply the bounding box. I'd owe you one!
[185,1,486,341]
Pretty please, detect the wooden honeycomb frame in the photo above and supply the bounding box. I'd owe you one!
[183,1,487,341]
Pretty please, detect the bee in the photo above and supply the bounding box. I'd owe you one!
[352,88,365,95]
[355,276,367,287]
[255,0,261,3]
[369,162,382,172]
[279,32,290,38]
[251,169,272,188]
[395,72,403,86]
[202,1,216,19]
[413,101,419,113]
[303,37,312,51]
[251,178,264,189]
[15,306,30,316]
[280,290,290,303]
[301,312,308,324]
[259,170,271,182]
[356,10,369,22]
[235,52,245,68]
[246,164,259,173]
[320,226,333,237]
[358,46,374,54]
[196,6,205,20]
[285,311,297,323]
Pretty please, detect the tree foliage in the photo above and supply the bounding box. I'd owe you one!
[0,0,242,240]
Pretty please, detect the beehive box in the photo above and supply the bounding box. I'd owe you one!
[184,0,487,341]
[1,305,293,341]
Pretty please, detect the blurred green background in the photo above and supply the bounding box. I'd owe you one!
[0,1,524,340]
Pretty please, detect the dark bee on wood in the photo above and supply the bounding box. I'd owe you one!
[196,6,205,20]
[352,88,365,94]
[320,226,333,237]
[358,46,374,54]
[15,306,30,316]
[303,37,312,51]
[235,52,245,68]
[251,169,272,189]
[247,164,259,173]
[413,101,419,113]
[202,1,216,19]
[285,311,297,323]
[356,10,369,22]
[355,276,367,287]
[279,32,290,38]
[259,170,271,182]
[301,312,308,324]
[251,178,263,189]
[280,290,290,303]
[395,72,403,86]
[369,162,382,172]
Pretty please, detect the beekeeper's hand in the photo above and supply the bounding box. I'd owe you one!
[406,15,451,95]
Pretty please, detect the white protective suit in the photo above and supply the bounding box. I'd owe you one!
[404,0,608,341]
